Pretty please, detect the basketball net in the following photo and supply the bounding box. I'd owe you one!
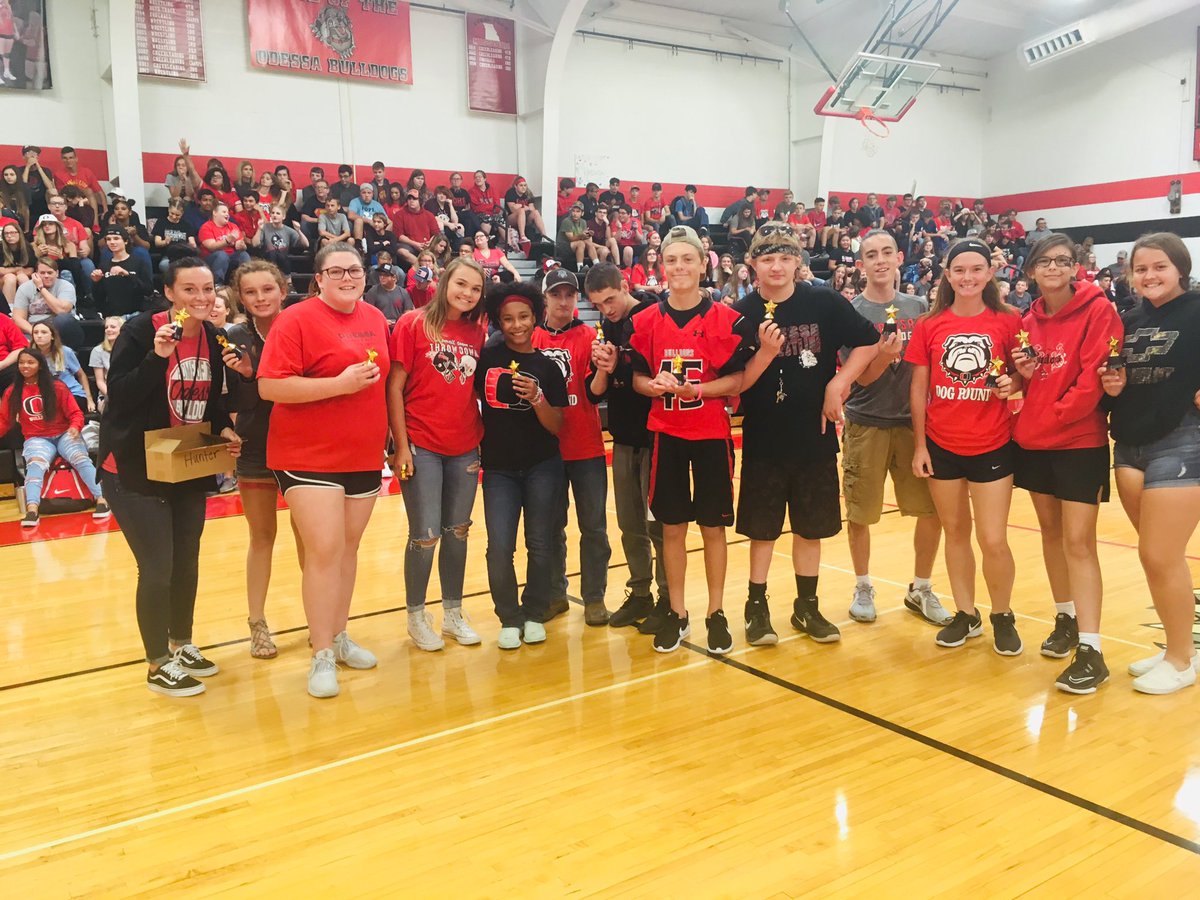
[855,107,890,139]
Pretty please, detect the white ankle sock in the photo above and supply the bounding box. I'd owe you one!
[1055,601,1077,617]
[912,577,932,591]
[856,574,872,589]
[1078,632,1101,651]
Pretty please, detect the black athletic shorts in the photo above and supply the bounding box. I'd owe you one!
[1015,445,1110,504]
[926,437,1015,483]
[274,469,382,499]
[648,432,735,527]
[736,454,842,542]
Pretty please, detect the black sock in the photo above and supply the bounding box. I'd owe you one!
[796,575,818,601]
[748,581,767,602]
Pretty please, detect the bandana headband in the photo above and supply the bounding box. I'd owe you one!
[750,243,801,260]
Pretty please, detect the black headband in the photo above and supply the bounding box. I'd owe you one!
[946,239,992,267]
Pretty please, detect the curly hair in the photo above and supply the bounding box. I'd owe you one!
[484,278,543,324]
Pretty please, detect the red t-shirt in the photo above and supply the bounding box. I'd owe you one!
[805,210,827,229]
[0,313,28,356]
[474,248,505,279]
[904,307,1022,455]
[388,310,485,458]
[629,264,663,290]
[532,321,605,461]
[393,207,440,245]
[57,214,90,248]
[204,182,238,210]
[612,217,642,246]
[60,166,102,197]
[645,197,667,222]
[258,298,391,472]
[629,300,745,441]
[0,380,82,438]
[405,269,436,309]
[231,209,261,237]
[556,194,573,218]
[199,220,243,255]
[149,310,213,426]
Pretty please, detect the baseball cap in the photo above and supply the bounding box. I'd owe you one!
[36,213,58,226]
[21,145,41,155]
[376,264,397,276]
[661,225,705,258]
[543,268,579,293]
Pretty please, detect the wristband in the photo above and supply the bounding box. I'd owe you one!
[694,382,704,401]
[533,389,544,406]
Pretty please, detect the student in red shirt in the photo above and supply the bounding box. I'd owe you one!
[258,245,390,699]
[387,257,488,652]
[1008,232,1122,694]
[629,246,666,296]
[906,239,1023,653]
[630,225,754,654]
[393,190,441,268]
[533,268,612,626]
[198,202,251,285]
[0,348,106,527]
[59,146,107,224]
[100,258,241,698]
[611,206,644,268]
[467,170,504,238]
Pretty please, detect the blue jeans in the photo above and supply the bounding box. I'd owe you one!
[399,444,480,610]
[203,249,251,284]
[552,455,611,603]
[23,432,102,505]
[482,454,565,628]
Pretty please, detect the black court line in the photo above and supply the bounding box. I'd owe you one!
[0,538,751,693]
[681,642,1200,857]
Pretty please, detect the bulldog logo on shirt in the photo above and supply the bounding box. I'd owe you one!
[939,333,992,385]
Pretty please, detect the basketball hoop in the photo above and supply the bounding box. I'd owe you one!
[856,107,890,139]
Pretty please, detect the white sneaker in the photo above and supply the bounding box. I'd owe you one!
[333,630,378,669]
[905,583,953,625]
[498,626,522,650]
[1128,650,1197,677]
[442,607,481,646]
[308,649,339,698]
[407,609,445,651]
[849,584,876,623]
[1131,658,1197,695]
[523,620,547,644]
[382,461,393,479]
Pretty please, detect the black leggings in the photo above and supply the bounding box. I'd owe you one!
[102,471,208,664]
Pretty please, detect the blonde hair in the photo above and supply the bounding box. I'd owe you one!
[100,316,124,352]
[422,256,486,343]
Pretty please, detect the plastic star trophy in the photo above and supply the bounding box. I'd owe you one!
[1016,330,1036,360]
[1106,336,1125,371]
[171,308,190,342]
[882,304,898,336]
[671,354,685,385]
[763,300,777,321]
[985,357,1006,388]
[215,334,242,360]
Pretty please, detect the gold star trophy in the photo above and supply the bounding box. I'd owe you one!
[1106,336,1125,371]
[763,300,777,321]
[171,308,190,341]
[1016,330,1036,360]
[671,354,685,385]
[508,359,520,375]
[985,356,1006,388]
[882,304,898,336]
[366,349,378,365]
[215,334,243,360]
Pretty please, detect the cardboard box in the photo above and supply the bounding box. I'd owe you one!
[144,422,234,483]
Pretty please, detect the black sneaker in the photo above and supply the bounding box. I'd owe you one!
[1055,645,1110,694]
[638,595,671,635]
[935,609,983,647]
[92,498,111,520]
[706,610,733,655]
[544,596,570,622]
[20,508,39,528]
[990,611,1024,656]
[609,592,654,628]
[147,660,206,697]
[744,597,778,646]
[1040,613,1078,658]
[653,609,690,653]
[790,597,841,643]
[173,643,219,677]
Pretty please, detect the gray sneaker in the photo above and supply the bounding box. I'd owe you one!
[905,583,953,625]
[849,584,877,623]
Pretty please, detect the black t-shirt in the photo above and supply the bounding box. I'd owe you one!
[734,285,878,461]
[579,195,599,220]
[588,298,656,449]
[1109,291,1200,445]
[833,249,856,267]
[504,187,531,210]
[301,193,327,221]
[449,187,471,212]
[152,216,197,258]
[599,190,625,209]
[475,343,569,471]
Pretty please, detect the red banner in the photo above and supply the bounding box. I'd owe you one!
[247,0,412,85]
[136,0,206,82]
[465,13,516,114]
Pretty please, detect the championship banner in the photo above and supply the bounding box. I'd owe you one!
[465,13,516,115]
[136,0,206,82]
[247,0,413,85]
[0,0,51,90]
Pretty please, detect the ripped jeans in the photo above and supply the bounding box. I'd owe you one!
[23,432,102,506]
[399,444,480,611]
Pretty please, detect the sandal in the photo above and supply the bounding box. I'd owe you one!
[248,618,278,659]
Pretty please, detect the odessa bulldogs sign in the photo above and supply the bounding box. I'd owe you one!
[247,0,414,85]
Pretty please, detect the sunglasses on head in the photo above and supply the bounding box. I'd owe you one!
[758,222,794,237]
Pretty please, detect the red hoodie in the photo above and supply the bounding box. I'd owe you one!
[1013,281,1122,451]
[0,380,83,439]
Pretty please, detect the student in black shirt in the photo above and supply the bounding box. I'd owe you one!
[92,226,153,318]
[1101,233,1200,695]
[475,281,568,650]
[598,178,625,210]
[735,224,878,646]
[584,263,668,629]
[152,198,199,272]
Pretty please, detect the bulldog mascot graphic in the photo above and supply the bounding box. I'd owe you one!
[311,3,356,60]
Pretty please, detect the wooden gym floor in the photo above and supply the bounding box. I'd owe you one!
[3,450,1200,896]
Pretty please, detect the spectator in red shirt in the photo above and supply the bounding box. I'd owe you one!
[199,202,251,284]
[611,206,644,268]
[467,170,503,239]
[231,189,263,239]
[46,193,95,289]
[59,146,106,224]
[393,191,440,268]
[0,308,27,391]
[556,178,575,219]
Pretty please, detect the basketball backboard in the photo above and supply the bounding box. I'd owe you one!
[813,51,941,124]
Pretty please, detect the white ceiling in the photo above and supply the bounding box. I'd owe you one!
[580,0,1129,65]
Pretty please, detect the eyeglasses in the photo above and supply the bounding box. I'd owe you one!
[320,265,366,280]
[1033,256,1075,270]
[758,222,794,237]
